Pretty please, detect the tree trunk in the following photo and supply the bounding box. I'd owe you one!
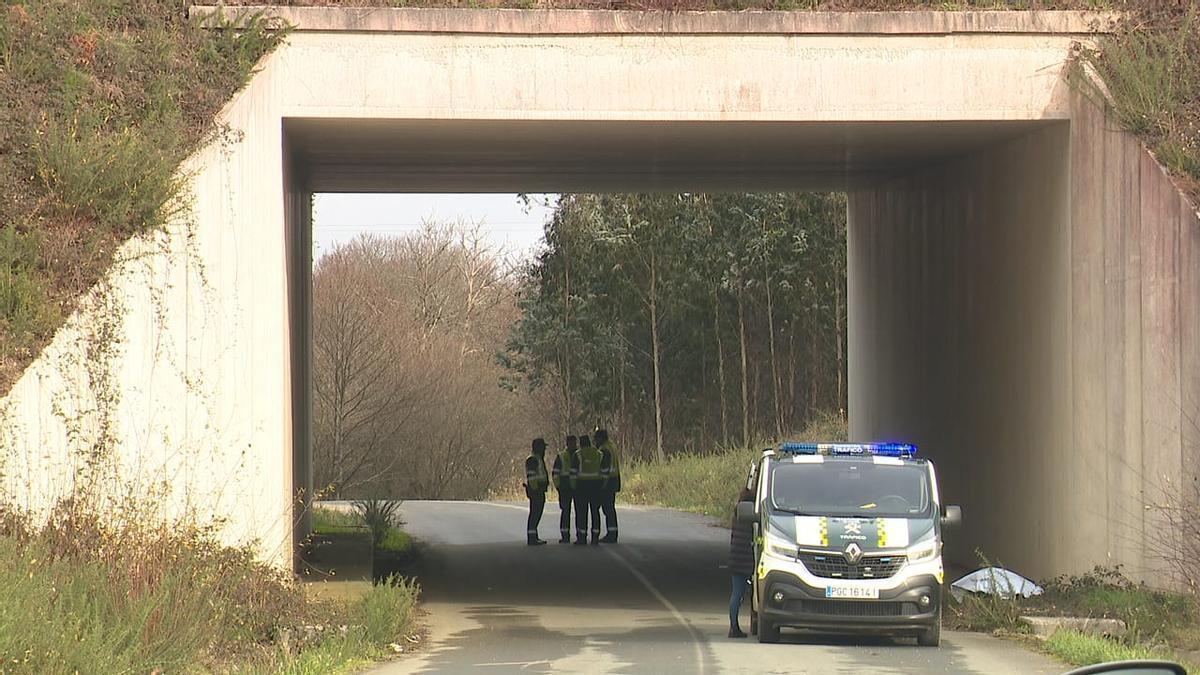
[835,270,845,420]
[561,232,573,429]
[764,266,783,440]
[713,289,729,445]
[737,290,750,449]
[650,250,666,462]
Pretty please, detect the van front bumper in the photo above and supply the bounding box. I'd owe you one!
[759,570,941,634]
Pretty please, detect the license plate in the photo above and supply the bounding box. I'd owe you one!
[825,586,879,599]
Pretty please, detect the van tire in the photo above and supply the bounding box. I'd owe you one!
[917,613,941,647]
[750,607,758,635]
[757,618,780,643]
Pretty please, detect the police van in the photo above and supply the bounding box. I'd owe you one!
[737,442,961,646]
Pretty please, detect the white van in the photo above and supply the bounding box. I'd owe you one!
[737,442,961,646]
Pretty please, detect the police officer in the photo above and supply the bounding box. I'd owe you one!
[596,428,621,544]
[524,438,549,546]
[551,435,578,544]
[571,434,603,545]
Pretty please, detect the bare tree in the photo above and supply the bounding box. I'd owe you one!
[312,223,544,500]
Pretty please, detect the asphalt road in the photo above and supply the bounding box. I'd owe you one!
[371,500,1064,675]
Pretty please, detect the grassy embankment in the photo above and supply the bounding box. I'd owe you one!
[620,411,848,521]
[1074,2,1199,207]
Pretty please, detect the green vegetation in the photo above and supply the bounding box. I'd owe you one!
[946,563,1200,670]
[0,0,287,391]
[1043,630,1163,669]
[1037,566,1196,643]
[353,499,405,549]
[312,506,368,536]
[312,504,413,554]
[0,503,420,673]
[621,411,847,520]
[1075,3,1200,204]
[378,527,413,554]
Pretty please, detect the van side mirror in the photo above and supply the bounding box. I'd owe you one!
[941,505,962,528]
[736,500,757,524]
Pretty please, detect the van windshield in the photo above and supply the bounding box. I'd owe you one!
[769,460,931,518]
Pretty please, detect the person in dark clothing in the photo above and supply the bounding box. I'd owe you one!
[728,487,756,638]
[524,438,550,546]
[571,434,604,545]
[551,435,578,543]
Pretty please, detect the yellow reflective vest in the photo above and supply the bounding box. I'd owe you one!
[573,446,603,487]
[526,454,549,491]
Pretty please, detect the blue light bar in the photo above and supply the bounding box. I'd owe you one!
[778,442,917,458]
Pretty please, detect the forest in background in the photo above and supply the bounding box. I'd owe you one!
[503,193,848,462]
[312,192,848,498]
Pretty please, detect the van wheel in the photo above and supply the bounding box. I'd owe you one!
[750,607,758,635]
[917,613,941,647]
[757,618,780,643]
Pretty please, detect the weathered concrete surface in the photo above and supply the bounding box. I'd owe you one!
[848,91,1200,581]
[4,8,1193,578]
[1023,616,1127,639]
[201,6,1118,35]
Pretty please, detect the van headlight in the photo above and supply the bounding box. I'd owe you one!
[764,531,799,559]
[906,539,940,563]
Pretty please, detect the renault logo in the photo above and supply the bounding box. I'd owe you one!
[844,542,863,565]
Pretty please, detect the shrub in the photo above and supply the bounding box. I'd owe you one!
[357,576,421,646]
[0,502,310,673]
[352,499,404,548]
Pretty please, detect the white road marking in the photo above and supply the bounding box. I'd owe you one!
[473,501,707,673]
[604,546,707,675]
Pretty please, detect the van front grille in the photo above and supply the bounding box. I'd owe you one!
[797,553,907,580]
[790,599,918,617]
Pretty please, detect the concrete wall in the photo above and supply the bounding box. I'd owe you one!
[848,94,1200,580]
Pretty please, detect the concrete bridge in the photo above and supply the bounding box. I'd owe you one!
[0,7,1195,580]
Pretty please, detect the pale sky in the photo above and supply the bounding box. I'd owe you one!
[312,193,557,262]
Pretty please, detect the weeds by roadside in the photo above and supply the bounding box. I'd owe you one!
[0,501,422,673]
[1044,629,1164,668]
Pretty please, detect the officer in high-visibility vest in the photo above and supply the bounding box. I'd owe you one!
[524,437,549,546]
[551,435,578,544]
[570,434,603,545]
[596,428,621,544]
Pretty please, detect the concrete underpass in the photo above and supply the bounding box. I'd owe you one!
[0,7,1196,589]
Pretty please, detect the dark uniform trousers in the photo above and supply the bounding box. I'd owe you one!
[573,480,603,542]
[557,484,574,541]
[601,475,620,539]
[526,486,546,542]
